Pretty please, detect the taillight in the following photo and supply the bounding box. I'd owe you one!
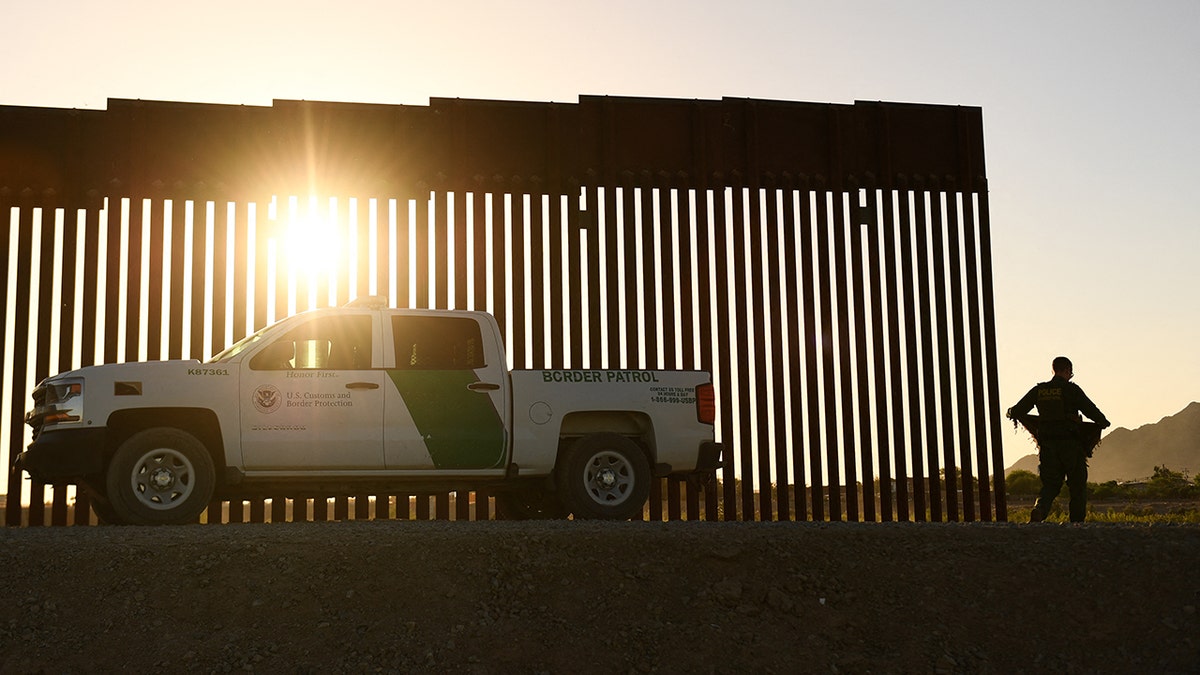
[696,383,716,424]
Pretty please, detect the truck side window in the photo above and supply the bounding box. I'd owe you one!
[250,315,373,370]
[392,316,485,370]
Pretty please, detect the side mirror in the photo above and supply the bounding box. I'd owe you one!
[249,341,295,370]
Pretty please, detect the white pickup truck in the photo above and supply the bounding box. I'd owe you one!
[19,298,722,524]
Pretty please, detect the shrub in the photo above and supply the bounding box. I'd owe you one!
[1090,480,1121,500]
[1006,470,1041,496]
[1147,465,1198,498]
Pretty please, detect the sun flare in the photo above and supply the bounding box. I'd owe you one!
[281,202,343,278]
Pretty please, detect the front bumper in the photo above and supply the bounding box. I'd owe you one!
[15,428,107,484]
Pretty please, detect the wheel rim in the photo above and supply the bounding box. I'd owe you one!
[129,447,195,511]
[582,450,635,506]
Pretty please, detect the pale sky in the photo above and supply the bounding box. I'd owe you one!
[3,0,1198,463]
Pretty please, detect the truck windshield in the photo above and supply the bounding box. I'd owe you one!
[207,325,272,363]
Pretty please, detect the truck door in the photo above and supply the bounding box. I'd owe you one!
[240,313,385,470]
[383,314,508,469]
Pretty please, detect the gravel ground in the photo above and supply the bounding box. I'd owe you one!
[2,520,1199,674]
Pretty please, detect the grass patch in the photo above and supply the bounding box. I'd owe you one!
[1007,505,1200,525]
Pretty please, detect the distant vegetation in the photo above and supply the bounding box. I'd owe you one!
[1006,465,1200,524]
[1006,465,1200,499]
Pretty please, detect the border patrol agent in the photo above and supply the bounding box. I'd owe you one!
[1008,356,1110,523]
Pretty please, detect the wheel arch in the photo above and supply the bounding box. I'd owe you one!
[556,411,656,465]
[104,408,227,484]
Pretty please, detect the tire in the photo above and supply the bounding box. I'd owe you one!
[494,489,568,520]
[556,433,651,520]
[105,427,216,525]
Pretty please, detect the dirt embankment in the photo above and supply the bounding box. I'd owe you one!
[2,520,1199,674]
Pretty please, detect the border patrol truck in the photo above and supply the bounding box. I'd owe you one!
[19,298,722,524]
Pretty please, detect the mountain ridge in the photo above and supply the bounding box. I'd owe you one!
[1005,401,1200,482]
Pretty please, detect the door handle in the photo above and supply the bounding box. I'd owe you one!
[345,382,380,390]
[467,382,501,392]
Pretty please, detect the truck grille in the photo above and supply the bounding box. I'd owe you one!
[27,384,49,440]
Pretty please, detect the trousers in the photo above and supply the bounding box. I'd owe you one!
[1032,437,1089,522]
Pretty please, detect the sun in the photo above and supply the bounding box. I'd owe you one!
[280,199,343,279]
[269,196,347,312]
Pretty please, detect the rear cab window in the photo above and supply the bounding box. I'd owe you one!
[391,316,486,370]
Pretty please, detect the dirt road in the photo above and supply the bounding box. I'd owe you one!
[2,520,1198,673]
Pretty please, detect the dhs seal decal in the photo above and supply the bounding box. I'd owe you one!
[253,385,282,414]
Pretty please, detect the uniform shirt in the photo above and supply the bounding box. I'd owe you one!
[1008,375,1110,438]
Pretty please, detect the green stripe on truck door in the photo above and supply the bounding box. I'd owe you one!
[387,370,507,469]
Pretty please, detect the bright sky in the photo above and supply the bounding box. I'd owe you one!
[3,0,1197,461]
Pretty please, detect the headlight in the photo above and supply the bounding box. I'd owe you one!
[46,380,83,405]
[27,377,85,432]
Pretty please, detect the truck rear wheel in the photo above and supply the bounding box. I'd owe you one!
[557,433,650,520]
[105,427,216,525]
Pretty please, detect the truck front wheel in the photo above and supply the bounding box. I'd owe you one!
[557,433,650,520]
[105,427,216,525]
